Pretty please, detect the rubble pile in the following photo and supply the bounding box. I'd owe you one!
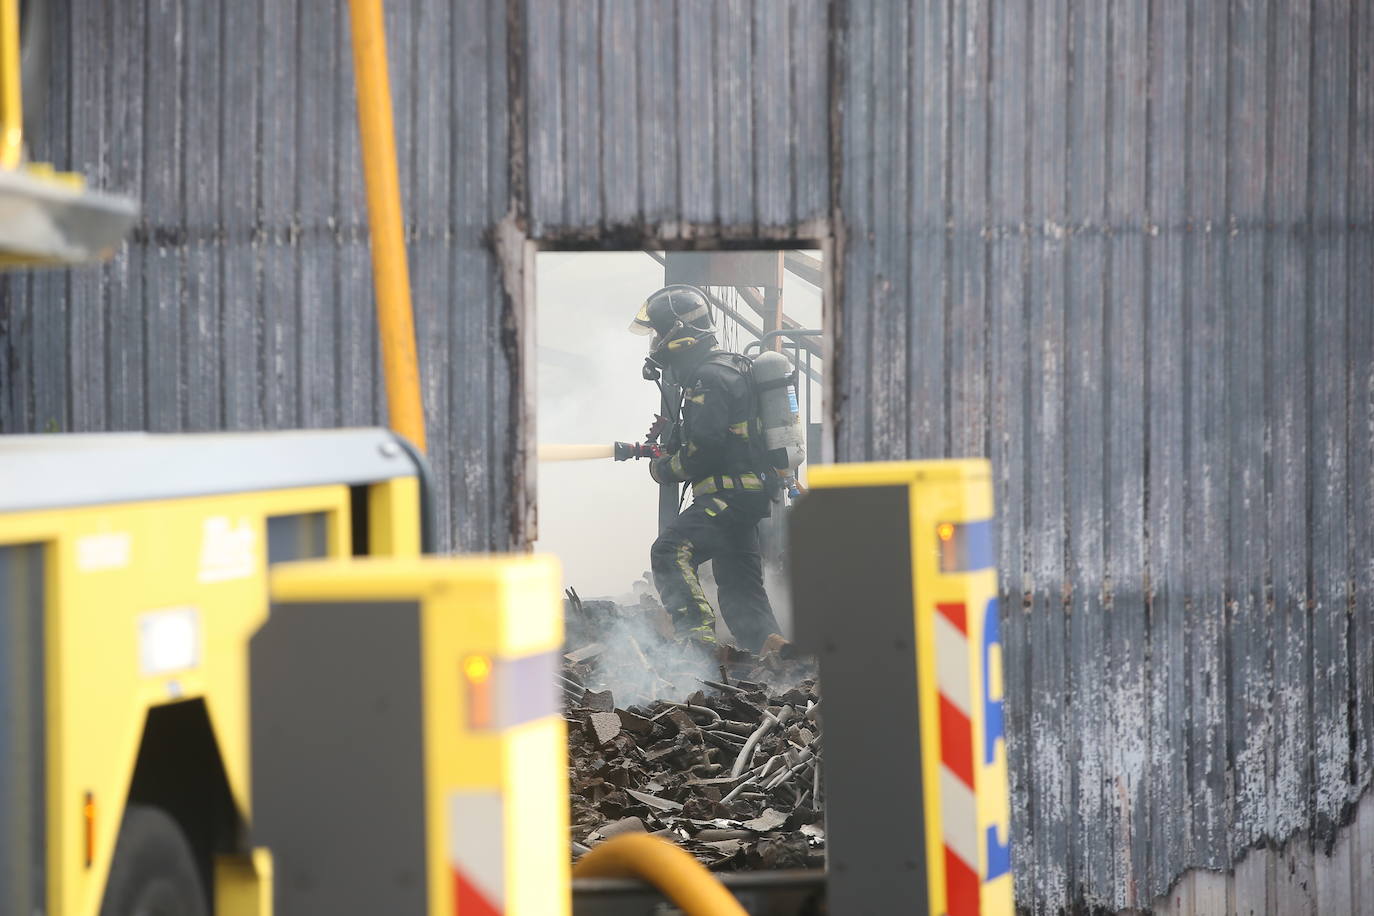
[562,590,825,871]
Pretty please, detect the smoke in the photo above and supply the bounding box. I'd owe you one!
[565,591,726,708]
[534,252,663,597]
[764,562,793,638]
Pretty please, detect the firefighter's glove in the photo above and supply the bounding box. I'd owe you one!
[648,454,672,483]
[646,414,671,443]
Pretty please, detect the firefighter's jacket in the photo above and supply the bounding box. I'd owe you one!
[649,353,766,500]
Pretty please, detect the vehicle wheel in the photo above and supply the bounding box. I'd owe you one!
[98,804,209,916]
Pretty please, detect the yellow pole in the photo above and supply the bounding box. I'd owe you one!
[0,0,24,170]
[347,0,427,452]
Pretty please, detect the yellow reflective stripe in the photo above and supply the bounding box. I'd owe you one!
[691,473,764,497]
[728,421,749,438]
[675,544,713,625]
[688,393,706,405]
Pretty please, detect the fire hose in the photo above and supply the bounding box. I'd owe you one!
[572,833,748,916]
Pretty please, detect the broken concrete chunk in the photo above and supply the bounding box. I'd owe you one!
[585,712,622,746]
[581,689,615,712]
[617,709,655,735]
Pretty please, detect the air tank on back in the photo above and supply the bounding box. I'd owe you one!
[750,350,806,487]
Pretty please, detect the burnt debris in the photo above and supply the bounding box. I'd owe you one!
[563,589,824,871]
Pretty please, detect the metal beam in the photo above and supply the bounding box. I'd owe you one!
[783,250,823,288]
[733,286,822,360]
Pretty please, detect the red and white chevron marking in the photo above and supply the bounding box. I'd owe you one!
[935,601,979,916]
[449,789,504,916]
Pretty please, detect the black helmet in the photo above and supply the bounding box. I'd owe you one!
[629,285,717,377]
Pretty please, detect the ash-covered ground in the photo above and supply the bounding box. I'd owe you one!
[562,588,824,871]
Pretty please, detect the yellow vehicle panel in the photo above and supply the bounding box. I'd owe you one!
[799,459,1013,916]
[267,556,569,916]
[0,429,426,916]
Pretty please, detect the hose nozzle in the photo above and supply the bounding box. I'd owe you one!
[614,441,663,461]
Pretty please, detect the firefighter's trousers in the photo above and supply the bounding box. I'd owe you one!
[650,492,781,652]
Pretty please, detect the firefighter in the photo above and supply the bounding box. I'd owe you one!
[629,285,783,652]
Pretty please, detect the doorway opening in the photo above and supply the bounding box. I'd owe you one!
[531,245,831,875]
[531,247,828,640]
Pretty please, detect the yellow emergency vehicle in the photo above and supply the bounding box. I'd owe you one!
[0,428,430,916]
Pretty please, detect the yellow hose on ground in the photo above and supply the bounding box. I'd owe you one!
[346,0,427,453]
[572,833,748,916]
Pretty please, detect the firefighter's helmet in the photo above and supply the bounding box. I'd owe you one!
[629,285,716,377]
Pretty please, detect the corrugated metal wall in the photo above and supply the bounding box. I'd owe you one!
[0,0,514,551]
[2,1,1371,912]
[516,0,830,238]
[833,0,1374,910]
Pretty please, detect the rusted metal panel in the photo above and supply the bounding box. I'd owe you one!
[411,0,456,547]
[986,0,1030,901]
[1225,0,1275,862]
[833,0,1373,911]
[141,0,184,432]
[1354,0,1374,804]
[866,0,912,457]
[1309,0,1355,842]
[0,0,516,554]
[598,1,640,228]
[1064,0,1112,904]
[219,0,260,431]
[260,0,303,431]
[1023,1,1071,905]
[1145,0,1188,897]
[635,3,678,226]
[1103,4,1149,904]
[520,0,827,237]
[1181,0,1231,875]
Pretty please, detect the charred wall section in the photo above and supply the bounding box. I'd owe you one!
[0,0,513,551]
[833,0,1374,910]
[516,0,830,239]
[2,0,1371,912]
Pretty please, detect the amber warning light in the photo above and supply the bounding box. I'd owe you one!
[463,655,494,730]
[936,520,995,573]
[84,791,95,868]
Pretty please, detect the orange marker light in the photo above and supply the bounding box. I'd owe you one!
[463,655,494,729]
[83,792,95,868]
[937,522,956,542]
[463,654,492,683]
